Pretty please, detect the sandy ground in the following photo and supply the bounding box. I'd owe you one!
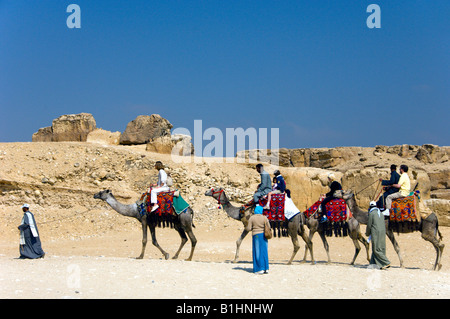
[1,222,449,299]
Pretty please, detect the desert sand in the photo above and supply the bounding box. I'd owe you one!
[1,223,449,299]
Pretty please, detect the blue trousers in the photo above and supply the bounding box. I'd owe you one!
[252,233,269,273]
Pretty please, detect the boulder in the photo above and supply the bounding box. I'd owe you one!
[146,134,194,155]
[423,199,450,227]
[32,113,97,142]
[119,114,173,145]
[32,126,53,142]
[87,128,121,145]
[51,113,96,142]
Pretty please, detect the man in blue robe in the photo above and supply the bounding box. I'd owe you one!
[18,204,45,259]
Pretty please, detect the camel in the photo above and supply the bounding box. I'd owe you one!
[205,187,312,264]
[302,202,370,265]
[335,189,445,270]
[93,189,197,261]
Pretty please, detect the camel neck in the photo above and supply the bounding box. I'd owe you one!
[221,200,242,220]
[106,195,139,219]
[346,197,369,225]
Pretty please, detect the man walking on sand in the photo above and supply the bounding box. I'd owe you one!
[366,201,390,269]
[18,204,45,259]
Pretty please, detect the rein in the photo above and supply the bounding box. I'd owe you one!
[211,188,225,209]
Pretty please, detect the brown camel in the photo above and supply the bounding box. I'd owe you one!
[205,187,312,264]
[302,199,370,265]
[93,190,197,261]
[335,189,445,270]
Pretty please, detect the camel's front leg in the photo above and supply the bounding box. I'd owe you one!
[233,229,249,263]
[149,224,170,260]
[137,218,148,259]
[172,225,188,260]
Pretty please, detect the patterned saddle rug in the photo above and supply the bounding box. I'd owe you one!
[304,199,349,237]
[139,189,176,228]
[389,193,421,233]
[240,193,288,237]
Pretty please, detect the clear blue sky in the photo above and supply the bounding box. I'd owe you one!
[1,0,449,148]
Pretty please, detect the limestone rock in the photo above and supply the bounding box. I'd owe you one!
[119,114,173,145]
[32,113,97,142]
[146,134,194,155]
[87,129,121,145]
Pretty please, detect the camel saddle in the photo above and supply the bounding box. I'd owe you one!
[304,199,349,237]
[389,191,421,233]
[140,189,176,228]
[240,194,288,237]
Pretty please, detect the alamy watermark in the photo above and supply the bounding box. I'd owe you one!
[66,4,381,30]
[170,120,280,165]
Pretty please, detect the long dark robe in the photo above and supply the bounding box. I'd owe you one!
[18,211,45,259]
[365,207,390,268]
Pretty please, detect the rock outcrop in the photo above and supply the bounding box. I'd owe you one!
[145,134,194,156]
[32,113,97,142]
[86,128,121,145]
[119,114,173,145]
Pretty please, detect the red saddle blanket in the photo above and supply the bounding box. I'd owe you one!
[141,189,175,216]
[259,193,286,222]
[240,194,286,222]
[304,199,347,222]
[389,195,418,223]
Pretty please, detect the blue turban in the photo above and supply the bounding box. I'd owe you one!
[254,205,263,215]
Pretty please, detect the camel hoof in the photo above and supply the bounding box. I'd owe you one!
[136,256,144,260]
[185,258,192,261]
[172,255,179,260]
[164,253,170,260]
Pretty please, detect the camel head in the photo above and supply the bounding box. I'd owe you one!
[93,189,113,201]
[205,187,223,198]
[205,187,230,205]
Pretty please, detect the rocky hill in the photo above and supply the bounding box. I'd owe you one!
[1,113,449,243]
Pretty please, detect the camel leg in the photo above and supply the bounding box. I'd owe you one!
[421,216,445,271]
[288,231,300,265]
[386,229,403,268]
[149,224,170,260]
[318,231,331,264]
[136,218,148,259]
[359,233,370,262]
[184,227,197,262]
[421,231,445,271]
[303,230,316,264]
[233,229,249,263]
[349,230,360,265]
[298,225,313,264]
[172,225,188,260]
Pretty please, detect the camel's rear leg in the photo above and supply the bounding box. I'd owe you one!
[233,229,249,263]
[422,230,445,271]
[184,227,197,261]
[287,232,300,265]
